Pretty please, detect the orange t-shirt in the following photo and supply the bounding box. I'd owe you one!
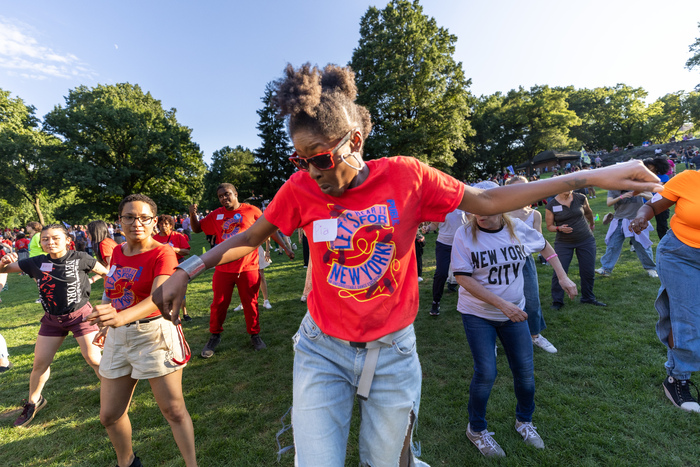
[104,243,177,318]
[200,204,262,273]
[264,156,464,342]
[662,170,700,248]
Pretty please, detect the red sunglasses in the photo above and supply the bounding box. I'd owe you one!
[288,131,353,172]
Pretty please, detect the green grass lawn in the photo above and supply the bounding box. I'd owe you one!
[1,185,699,466]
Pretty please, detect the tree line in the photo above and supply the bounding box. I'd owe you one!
[1,1,699,227]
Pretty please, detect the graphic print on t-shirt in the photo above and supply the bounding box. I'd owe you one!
[221,213,243,240]
[38,259,83,308]
[324,202,397,301]
[105,265,143,310]
[470,244,527,285]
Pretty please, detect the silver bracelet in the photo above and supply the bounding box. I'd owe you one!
[176,255,207,281]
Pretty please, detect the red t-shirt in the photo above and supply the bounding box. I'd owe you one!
[104,243,178,318]
[200,204,262,273]
[264,156,464,341]
[98,238,118,265]
[153,231,190,261]
[15,238,30,251]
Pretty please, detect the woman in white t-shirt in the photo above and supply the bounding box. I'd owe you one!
[452,181,577,458]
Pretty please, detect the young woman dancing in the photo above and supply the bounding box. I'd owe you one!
[0,224,108,427]
[87,194,195,467]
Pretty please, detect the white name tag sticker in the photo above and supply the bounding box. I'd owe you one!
[216,214,224,220]
[313,219,338,243]
[552,205,563,212]
[107,265,117,277]
[40,263,53,272]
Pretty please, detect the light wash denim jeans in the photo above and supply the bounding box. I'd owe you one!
[461,314,535,432]
[292,312,428,466]
[654,231,700,380]
[600,221,656,273]
[523,255,546,336]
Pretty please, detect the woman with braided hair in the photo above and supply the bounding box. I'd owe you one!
[154,63,662,466]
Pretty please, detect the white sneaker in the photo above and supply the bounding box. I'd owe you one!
[466,423,505,457]
[233,304,243,311]
[595,267,611,277]
[532,334,558,353]
[300,295,307,302]
[630,244,636,252]
[515,420,545,449]
[417,277,424,282]
[647,270,659,278]
[263,299,272,309]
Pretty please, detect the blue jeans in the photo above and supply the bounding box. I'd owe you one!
[654,231,700,380]
[432,241,452,304]
[600,221,656,273]
[292,313,428,466]
[461,314,535,432]
[523,255,546,336]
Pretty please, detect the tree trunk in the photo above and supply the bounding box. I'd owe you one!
[33,197,45,226]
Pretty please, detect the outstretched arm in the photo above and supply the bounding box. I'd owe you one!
[459,161,661,215]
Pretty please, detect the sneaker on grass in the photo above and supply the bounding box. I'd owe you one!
[14,396,47,427]
[647,270,659,278]
[429,301,440,317]
[515,420,545,448]
[663,376,700,412]
[263,299,272,309]
[251,334,267,351]
[233,304,243,312]
[466,423,505,457]
[532,334,557,353]
[595,267,611,277]
[201,333,221,359]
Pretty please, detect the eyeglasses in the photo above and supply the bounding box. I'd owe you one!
[288,130,353,172]
[120,215,156,225]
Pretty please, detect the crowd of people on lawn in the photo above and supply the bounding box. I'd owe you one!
[0,63,698,466]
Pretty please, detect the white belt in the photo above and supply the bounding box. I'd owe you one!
[333,326,409,400]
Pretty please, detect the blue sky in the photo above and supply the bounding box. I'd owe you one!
[1,1,698,164]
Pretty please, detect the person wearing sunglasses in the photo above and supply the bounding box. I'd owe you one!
[154,63,662,466]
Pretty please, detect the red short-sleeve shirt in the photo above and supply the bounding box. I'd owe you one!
[153,231,190,261]
[199,204,262,273]
[264,156,464,341]
[104,244,178,318]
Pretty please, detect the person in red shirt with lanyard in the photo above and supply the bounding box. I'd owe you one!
[154,64,662,466]
[188,183,293,356]
[87,194,195,467]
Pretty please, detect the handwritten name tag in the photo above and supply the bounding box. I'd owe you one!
[216,214,224,220]
[313,219,338,242]
[40,263,53,272]
[552,205,563,212]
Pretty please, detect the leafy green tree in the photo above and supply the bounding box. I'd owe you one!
[202,145,257,212]
[254,82,294,201]
[0,89,61,224]
[43,83,205,218]
[645,92,687,143]
[565,84,655,149]
[454,93,509,180]
[350,0,473,170]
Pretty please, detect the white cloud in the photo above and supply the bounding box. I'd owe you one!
[0,17,95,80]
